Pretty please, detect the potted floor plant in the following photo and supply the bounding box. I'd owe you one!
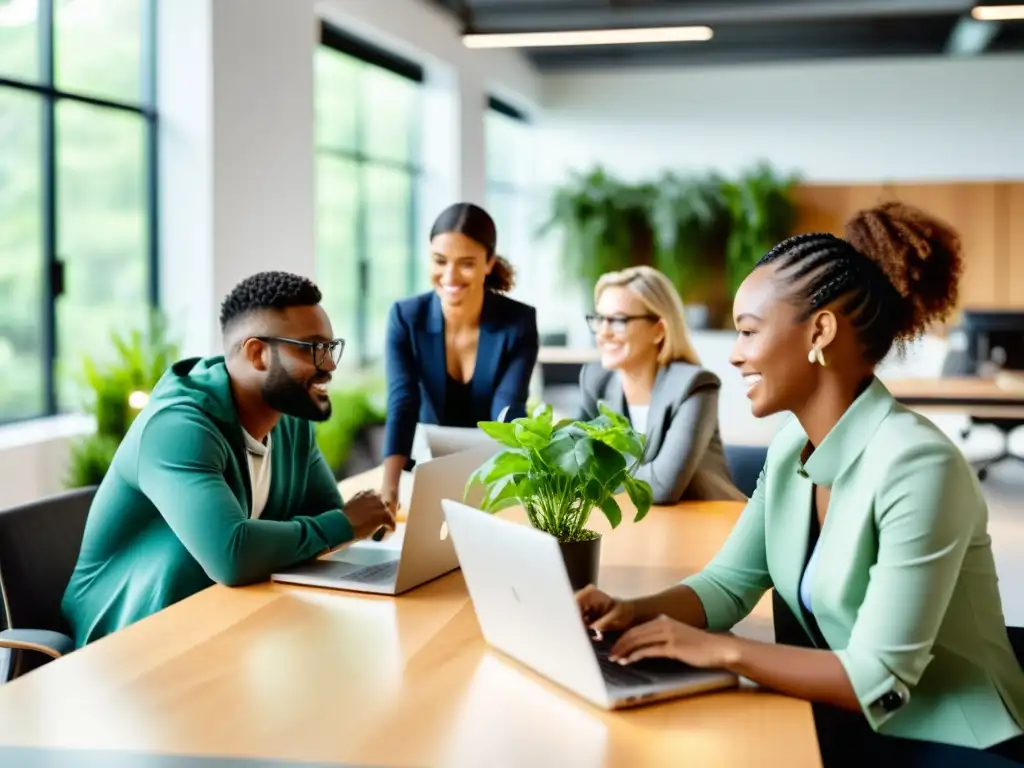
[464,403,654,590]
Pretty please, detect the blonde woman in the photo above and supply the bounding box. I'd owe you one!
[579,266,744,504]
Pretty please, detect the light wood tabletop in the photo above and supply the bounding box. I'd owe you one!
[0,483,821,767]
[537,346,601,365]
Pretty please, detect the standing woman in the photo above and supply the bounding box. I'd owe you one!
[579,265,744,504]
[379,203,539,513]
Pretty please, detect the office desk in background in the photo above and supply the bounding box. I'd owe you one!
[0,472,820,768]
[884,373,1024,419]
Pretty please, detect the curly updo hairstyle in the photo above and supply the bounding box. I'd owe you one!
[430,202,515,294]
[756,201,963,364]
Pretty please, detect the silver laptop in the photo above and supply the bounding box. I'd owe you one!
[410,422,503,465]
[440,499,740,710]
[270,444,497,595]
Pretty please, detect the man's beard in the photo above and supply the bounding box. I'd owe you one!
[261,357,332,422]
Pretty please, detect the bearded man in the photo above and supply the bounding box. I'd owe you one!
[62,271,394,646]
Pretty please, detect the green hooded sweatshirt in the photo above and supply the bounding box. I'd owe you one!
[61,356,354,647]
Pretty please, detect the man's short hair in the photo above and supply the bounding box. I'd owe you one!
[219,271,322,332]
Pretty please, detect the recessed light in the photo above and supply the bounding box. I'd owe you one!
[971,4,1024,21]
[462,26,714,49]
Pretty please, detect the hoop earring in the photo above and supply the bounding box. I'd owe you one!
[807,345,827,367]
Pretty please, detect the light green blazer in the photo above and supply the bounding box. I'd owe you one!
[682,377,1024,749]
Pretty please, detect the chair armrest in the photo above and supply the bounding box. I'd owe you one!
[0,629,75,660]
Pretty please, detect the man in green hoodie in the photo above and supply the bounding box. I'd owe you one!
[61,271,395,647]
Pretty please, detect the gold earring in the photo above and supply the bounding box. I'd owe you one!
[807,346,827,367]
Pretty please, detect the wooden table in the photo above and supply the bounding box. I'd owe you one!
[0,473,821,767]
[883,374,1024,419]
[538,346,601,365]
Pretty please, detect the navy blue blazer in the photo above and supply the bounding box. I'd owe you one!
[382,290,539,459]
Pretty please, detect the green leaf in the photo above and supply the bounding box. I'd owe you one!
[481,474,521,513]
[537,434,579,474]
[594,430,644,461]
[477,421,521,449]
[589,439,627,482]
[551,417,576,433]
[599,495,623,529]
[624,475,654,523]
[485,450,531,482]
[514,420,550,450]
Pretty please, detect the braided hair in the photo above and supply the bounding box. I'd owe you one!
[757,202,963,364]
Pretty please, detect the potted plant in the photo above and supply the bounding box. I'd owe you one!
[66,311,180,488]
[463,402,654,590]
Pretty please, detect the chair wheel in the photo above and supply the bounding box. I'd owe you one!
[978,467,988,482]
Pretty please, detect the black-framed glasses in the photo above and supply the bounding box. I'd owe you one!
[585,313,659,335]
[253,336,345,369]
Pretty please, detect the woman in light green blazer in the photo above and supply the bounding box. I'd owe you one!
[577,202,1024,764]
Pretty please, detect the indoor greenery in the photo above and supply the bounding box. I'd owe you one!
[540,161,801,305]
[313,374,386,479]
[65,312,180,488]
[538,167,656,290]
[464,402,653,543]
[720,162,801,297]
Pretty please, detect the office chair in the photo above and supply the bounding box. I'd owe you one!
[940,340,1024,482]
[0,486,96,683]
[723,443,767,499]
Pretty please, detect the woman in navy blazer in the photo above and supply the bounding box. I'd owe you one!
[379,203,539,512]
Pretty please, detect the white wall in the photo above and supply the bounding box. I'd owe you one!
[159,0,319,359]
[538,54,1024,184]
[527,53,1024,340]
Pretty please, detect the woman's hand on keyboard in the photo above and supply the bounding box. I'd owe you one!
[607,615,740,669]
[575,584,636,634]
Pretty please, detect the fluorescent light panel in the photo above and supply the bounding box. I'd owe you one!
[463,26,714,49]
[971,4,1024,21]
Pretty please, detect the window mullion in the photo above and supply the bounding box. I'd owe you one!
[40,0,59,416]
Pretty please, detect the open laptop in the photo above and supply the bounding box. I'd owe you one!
[410,416,510,466]
[440,499,740,710]
[270,444,497,595]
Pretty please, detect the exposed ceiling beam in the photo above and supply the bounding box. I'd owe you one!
[465,0,973,32]
[945,15,1003,55]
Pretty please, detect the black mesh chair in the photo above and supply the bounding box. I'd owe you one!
[724,443,767,499]
[0,486,96,683]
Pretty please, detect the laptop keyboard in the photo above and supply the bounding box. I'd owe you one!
[591,630,697,687]
[341,560,399,584]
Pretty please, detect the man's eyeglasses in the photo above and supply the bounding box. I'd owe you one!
[585,313,659,335]
[253,336,345,369]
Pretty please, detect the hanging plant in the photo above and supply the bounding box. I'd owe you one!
[537,167,657,291]
[720,163,801,297]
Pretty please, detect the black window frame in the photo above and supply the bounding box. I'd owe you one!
[316,21,424,369]
[485,95,530,196]
[0,0,159,426]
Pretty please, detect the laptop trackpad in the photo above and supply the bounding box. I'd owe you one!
[324,547,397,567]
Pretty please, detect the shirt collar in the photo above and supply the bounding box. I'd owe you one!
[242,428,270,457]
[800,376,895,486]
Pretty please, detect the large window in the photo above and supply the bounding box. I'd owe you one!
[315,24,422,369]
[0,0,157,424]
[485,98,534,304]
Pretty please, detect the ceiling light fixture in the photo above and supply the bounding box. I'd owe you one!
[971,4,1024,21]
[462,26,714,49]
